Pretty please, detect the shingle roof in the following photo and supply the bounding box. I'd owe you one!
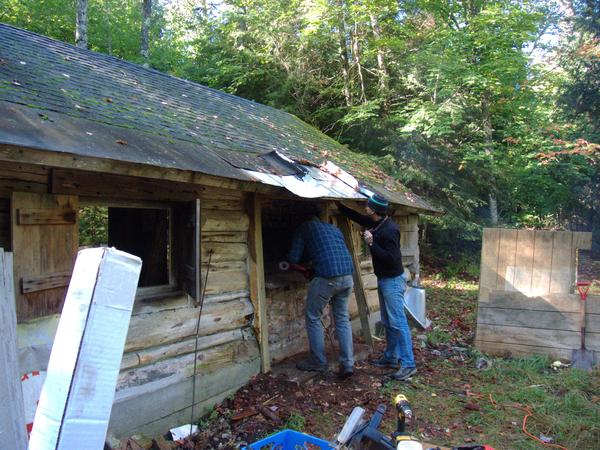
[0,23,439,213]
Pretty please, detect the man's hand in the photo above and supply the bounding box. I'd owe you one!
[363,230,373,246]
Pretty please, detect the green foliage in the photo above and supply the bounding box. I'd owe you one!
[282,411,306,432]
[78,206,108,247]
[3,0,599,259]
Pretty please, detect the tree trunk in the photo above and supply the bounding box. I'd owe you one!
[352,22,367,104]
[141,0,152,66]
[104,1,112,55]
[488,194,499,225]
[369,12,389,109]
[335,0,352,107]
[76,0,88,49]
[482,95,498,225]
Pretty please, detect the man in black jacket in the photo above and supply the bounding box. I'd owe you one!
[337,194,416,381]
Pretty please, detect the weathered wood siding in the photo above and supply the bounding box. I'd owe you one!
[0,161,261,437]
[475,228,595,362]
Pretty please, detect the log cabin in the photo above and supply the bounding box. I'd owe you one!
[0,23,440,437]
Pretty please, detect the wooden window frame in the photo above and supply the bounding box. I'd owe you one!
[80,197,180,301]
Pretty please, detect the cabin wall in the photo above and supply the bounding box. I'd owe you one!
[1,160,423,438]
[0,161,260,438]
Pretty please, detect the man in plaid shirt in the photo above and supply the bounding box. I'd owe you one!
[288,205,355,379]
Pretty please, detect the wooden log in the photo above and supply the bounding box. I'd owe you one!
[125,298,253,352]
[0,250,28,450]
[17,207,77,225]
[51,168,251,203]
[202,209,249,232]
[201,242,248,263]
[120,328,249,371]
[117,339,260,390]
[110,345,260,437]
[133,290,250,315]
[203,270,248,296]
[246,194,270,373]
[20,272,71,294]
[0,162,49,197]
[203,231,248,243]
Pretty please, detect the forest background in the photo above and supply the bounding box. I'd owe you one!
[2,0,598,272]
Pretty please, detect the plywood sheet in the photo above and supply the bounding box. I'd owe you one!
[479,228,500,302]
[512,229,535,293]
[496,229,518,291]
[550,231,573,293]
[530,231,554,295]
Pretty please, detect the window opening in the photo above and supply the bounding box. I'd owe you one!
[79,205,170,288]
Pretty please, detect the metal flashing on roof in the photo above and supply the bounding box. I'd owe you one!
[243,163,367,200]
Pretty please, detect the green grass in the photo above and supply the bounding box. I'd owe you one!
[380,278,600,450]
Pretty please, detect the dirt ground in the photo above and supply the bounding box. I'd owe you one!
[116,252,600,450]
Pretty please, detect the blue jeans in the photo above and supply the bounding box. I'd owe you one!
[378,275,415,368]
[305,275,354,369]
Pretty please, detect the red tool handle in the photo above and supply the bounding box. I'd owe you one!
[577,281,591,301]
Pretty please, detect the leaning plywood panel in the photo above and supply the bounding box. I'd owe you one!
[29,248,141,450]
[0,250,27,450]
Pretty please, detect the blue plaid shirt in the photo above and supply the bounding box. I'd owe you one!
[288,218,354,278]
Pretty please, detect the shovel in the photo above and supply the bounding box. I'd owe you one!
[572,281,594,371]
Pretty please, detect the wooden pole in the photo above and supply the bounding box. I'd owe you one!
[338,218,373,348]
[247,194,270,372]
[0,249,28,450]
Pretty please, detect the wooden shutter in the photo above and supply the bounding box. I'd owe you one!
[174,199,200,302]
[11,192,78,321]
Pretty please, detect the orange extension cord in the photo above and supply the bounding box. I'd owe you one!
[488,394,570,450]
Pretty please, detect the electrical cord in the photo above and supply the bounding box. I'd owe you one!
[489,393,570,450]
[189,249,214,437]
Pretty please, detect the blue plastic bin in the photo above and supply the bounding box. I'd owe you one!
[244,429,334,450]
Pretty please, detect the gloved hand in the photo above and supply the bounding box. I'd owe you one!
[412,274,420,287]
[363,230,373,246]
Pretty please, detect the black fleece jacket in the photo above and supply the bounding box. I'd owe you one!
[337,203,403,279]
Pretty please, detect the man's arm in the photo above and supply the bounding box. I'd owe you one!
[336,202,376,228]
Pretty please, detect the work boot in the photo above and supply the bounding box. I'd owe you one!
[296,359,327,373]
[337,366,354,380]
[392,366,417,381]
[370,357,399,369]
